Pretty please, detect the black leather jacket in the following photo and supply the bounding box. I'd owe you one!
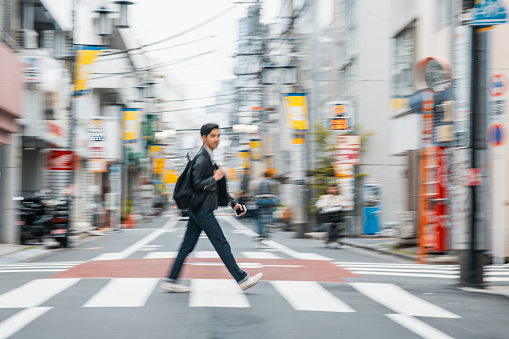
[191,146,237,210]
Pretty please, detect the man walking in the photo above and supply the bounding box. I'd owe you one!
[161,123,263,292]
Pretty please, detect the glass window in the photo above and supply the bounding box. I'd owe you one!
[392,24,415,98]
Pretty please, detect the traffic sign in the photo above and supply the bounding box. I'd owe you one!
[472,0,507,26]
[488,74,508,97]
[488,123,505,146]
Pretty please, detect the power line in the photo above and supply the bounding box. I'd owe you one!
[151,101,236,114]
[95,35,216,63]
[98,4,239,58]
[159,93,234,103]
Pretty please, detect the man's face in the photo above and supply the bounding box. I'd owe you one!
[202,128,220,151]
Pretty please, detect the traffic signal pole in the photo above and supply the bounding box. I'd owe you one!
[460,25,485,288]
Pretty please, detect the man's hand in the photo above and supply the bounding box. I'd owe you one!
[213,168,225,181]
[234,204,246,216]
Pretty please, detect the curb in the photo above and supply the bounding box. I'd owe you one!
[459,286,509,299]
[339,239,417,261]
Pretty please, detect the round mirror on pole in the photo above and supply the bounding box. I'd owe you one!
[95,6,113,36]
[115,1,134,28]
[282,63,297,85]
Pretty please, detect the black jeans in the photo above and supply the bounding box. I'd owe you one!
[168,208,248,283]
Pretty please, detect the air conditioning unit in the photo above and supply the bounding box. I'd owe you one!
[16,29,38,49]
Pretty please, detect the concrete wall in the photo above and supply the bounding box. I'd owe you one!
[355,0,406,225]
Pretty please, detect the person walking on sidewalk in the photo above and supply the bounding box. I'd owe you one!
[161,123,263,293]
[251,169,280,240]
[315,185,346,246]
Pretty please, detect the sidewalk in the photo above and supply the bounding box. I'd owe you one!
[305,231,509,297]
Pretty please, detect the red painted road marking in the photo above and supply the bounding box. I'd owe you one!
[51,258,360,282]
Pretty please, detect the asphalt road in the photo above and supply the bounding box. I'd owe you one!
[1,209,509,339]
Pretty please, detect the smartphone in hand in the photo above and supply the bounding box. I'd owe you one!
[235,205,247,216]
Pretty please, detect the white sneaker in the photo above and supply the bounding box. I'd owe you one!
[238,273,263,291]
[160,280,190,293]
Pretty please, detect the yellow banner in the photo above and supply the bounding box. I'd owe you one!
[122,109,142,144]
[283,94,309,130]
[74,46,104,96]
[163,170,178,184]
[153,158,165,174]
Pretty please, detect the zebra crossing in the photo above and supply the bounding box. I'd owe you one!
[0,277,460,315]
[335,262,509,281]
[0,278,462,339]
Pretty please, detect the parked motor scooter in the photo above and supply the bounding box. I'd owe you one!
[49,199,70,248]
[18,196,54,244]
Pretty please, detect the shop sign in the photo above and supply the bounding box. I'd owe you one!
[21,56,42,83]
[282,94,309,130]
[48,150,73,171]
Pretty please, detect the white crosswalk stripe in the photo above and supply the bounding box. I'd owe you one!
[0,262,83,273]
[351,283,461,318]
[271,281,355,312]
[189,279,250,308]
[336,262,509,281]
[0,278,80,308]
[83,278,159,308]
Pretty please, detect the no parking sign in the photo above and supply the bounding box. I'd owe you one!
[488,123,505,146]
[488,74,508,97]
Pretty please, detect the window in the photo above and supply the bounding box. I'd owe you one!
[392,24,415,98]
[435,0,452,29]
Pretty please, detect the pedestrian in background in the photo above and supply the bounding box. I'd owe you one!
[161,123,263,292]
[315,184,346,246]
[251,169,280,240]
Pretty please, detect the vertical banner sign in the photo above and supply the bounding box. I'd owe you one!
[282,94,309,130]
[333,135,359,211]
[73,45,105,97]
[88,118,107,172]
[249,138,261,160]
[122,108,142,144]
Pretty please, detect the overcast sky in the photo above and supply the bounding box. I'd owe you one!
[130,0,278,102]
[130,0,280,104]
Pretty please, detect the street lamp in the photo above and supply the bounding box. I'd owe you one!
[261,63,278,85]
[95,6,113,36]
[282,62,297,85]
[135,82,148,102]
[115,1,134,28]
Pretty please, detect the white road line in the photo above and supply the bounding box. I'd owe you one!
[485,277,509,282]
[263,240,333,260]
[0,307,53,339]
[162,217,180,229]
[143,252,178,259]
[189,279,250,308]
[350,283,461,318]
[0,269,65,273]
[386,314,456,339]
[92,228,169,261]
[83,278,159,308]
[270,281,355,313]
[0,279,80,308]
[219,216,258,237]
[341,267,458,275]
[241,252,282,259]
[351,271,459,279]
[335,263,459,270]
[193,251,219,258]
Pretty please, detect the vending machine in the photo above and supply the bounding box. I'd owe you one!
[363,180,382,235]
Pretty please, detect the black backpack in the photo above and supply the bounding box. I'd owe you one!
[173,152,203,209]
